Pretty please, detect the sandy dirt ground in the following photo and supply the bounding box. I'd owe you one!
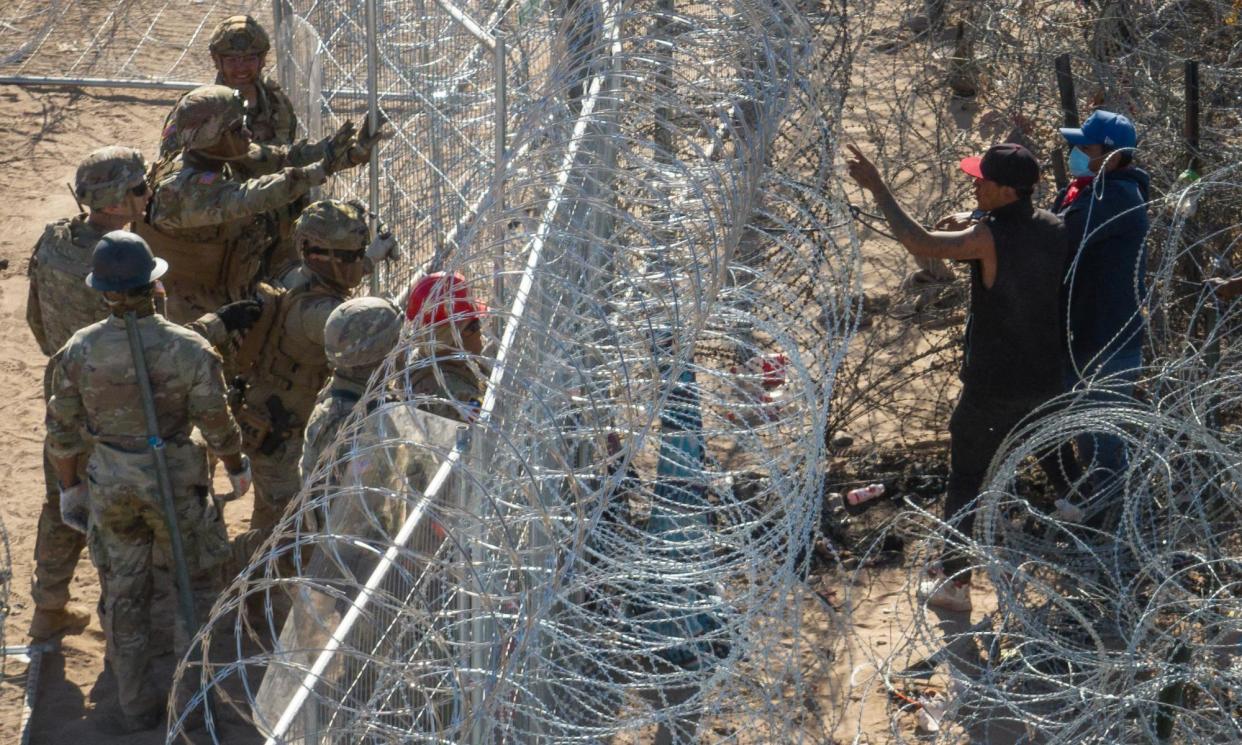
[0,82,269,745]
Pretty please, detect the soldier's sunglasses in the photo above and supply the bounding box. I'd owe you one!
[308,248,366,264]
[130,182,149,197]
[462,319,482,335]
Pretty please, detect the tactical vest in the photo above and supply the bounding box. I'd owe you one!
[137,154,273,300]
[28,216,113,356]
[32,217,88,277]
[234,271,340,453]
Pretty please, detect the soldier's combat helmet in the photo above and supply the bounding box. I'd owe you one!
[295,199,370,253]
[74,146,147,210]
[324,297,403,370]
[85,230,168,292]
[209,15,271,56]
[171,84,246,152]
[295,199,371,289]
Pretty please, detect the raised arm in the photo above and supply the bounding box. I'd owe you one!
[845,144,995,263]
[150,163,325,231]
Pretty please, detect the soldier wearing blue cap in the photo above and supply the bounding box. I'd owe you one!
[1049,109,1150,523]
[847,142,1069,613]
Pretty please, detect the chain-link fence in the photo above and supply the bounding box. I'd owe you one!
[273,0,516,294]
[0,0,270,88]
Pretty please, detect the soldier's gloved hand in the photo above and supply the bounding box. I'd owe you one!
[365,230,400,263]
[225,455,252,499]
[346,118,388,167]
[217,299,264,333]
[322,120,363,176]
[59,482,90,535]
[320,120,356,161]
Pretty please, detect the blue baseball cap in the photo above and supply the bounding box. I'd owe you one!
[1059,110,1137,149]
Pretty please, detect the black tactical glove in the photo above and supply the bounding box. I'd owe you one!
[217,299,263,333]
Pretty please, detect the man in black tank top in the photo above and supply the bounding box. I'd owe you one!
[847,143,1068,613]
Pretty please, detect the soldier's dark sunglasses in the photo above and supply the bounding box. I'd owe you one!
[130,182,149,196]
[463,319,482,335]
[308,248,366,264]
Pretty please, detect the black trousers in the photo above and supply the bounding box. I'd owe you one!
[942,388,1046,580]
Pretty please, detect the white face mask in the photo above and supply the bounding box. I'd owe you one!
[1068,146,1094,178]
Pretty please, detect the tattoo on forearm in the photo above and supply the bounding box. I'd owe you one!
[873,189,930,249]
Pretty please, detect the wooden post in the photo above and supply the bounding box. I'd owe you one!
[1051,54,1077,191]
[1055,54,1078,127]
[1183,60,1201,177]
[1051,146,1069,191]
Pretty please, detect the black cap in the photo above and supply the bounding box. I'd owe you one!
[85,230,169,292]
[959,143,1040,189]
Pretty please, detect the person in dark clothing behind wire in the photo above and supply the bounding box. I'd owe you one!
[1046,110,1150,524]
[846,142,1069,613]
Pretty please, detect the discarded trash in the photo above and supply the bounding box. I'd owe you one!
[846,483,885,508]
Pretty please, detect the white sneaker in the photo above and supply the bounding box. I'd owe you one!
[921,576,972,613]
[1054,498,1085,523]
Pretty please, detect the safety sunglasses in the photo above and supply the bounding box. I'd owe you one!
[129,182,150,197]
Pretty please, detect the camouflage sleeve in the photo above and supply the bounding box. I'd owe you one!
[26,243,49,356]
[241,142,291,176]
[157,106,179,159]
[252,139,327,170]
[150,167,321,231]
[297,422,321,484]
[187,344,243,455]
[299,407,342,484]
[186,312,231,350]
[276,87,300,144]
[45,345,88,458]
[284,137,328,168]
[157,90,190,159]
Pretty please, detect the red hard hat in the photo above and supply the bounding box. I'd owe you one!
[405,271,487,327]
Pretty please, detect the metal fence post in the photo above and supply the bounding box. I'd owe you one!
[366,0,382,295]
[273,0,294,93]
[493,33,507,314]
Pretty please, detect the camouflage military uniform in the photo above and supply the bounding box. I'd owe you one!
[158,77,324,273]
[25,216,110,614]
[299,374,367,487]
[408,357,486,423]
[141,84,331,323]
[300,297,403,485]
[46,308,240,720]
[145,147,324,322]
[197,264,346,544]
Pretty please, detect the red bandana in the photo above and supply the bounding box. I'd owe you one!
[1060,175,1094,209]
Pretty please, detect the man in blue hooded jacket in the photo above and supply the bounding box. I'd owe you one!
[1051,110,1150,520]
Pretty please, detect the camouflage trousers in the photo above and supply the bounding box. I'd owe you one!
[231,434,304,575]
[86,441,230,718]
[31,442,88,612]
